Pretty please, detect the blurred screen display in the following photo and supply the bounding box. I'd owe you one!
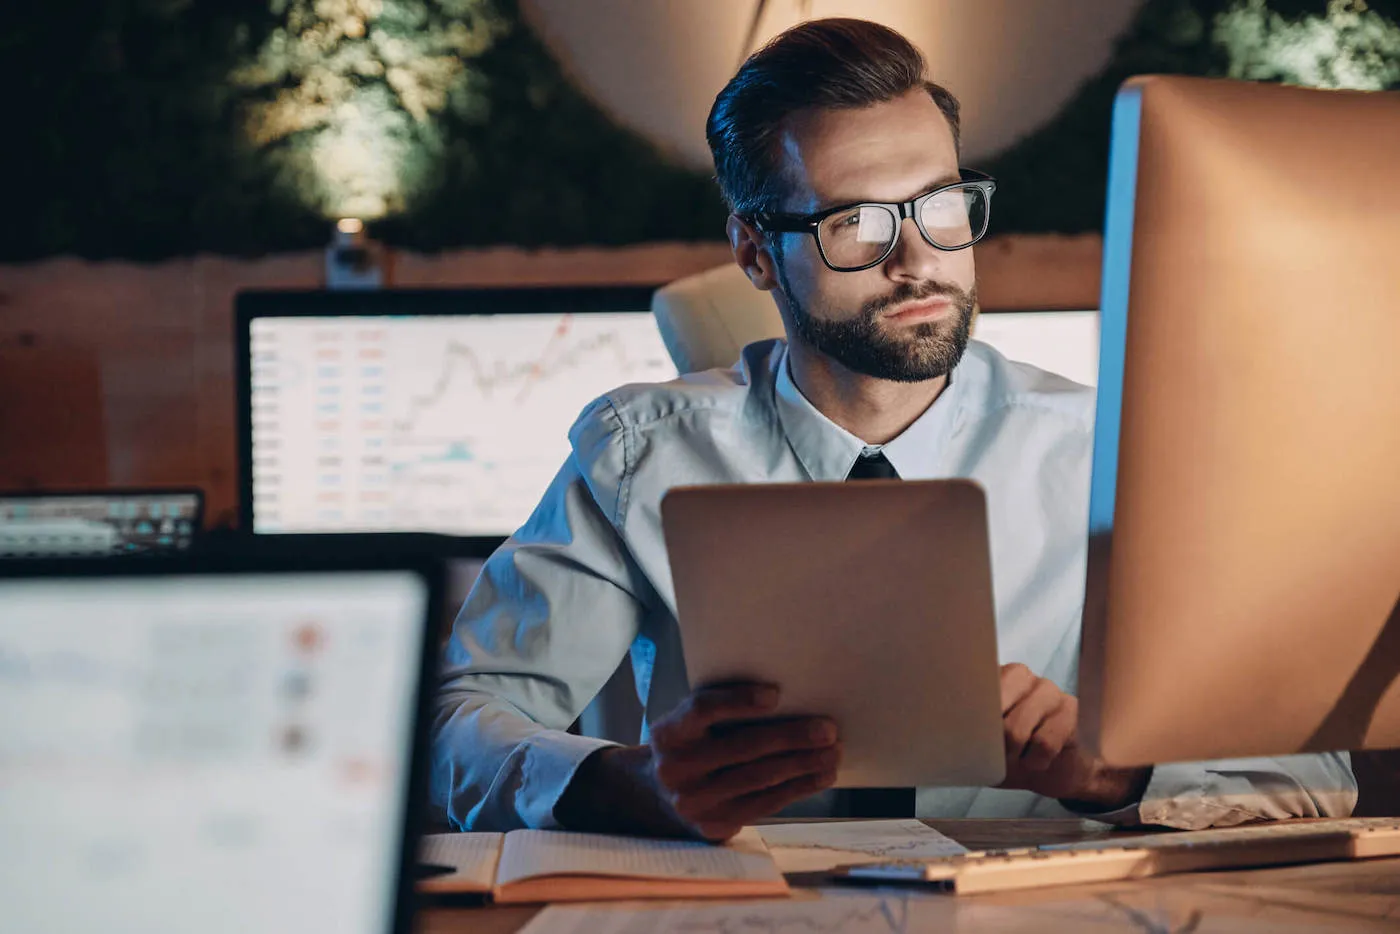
[972,310,1100,387]
[0,493,202,558]
[0,571,428,934]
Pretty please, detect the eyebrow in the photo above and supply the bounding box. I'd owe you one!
[814,172,963,213]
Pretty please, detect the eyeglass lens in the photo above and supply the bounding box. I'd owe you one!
[816,185,989,270]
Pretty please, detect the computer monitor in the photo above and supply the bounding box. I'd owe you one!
[236,287,676,541]
[0,489,203,558]
[0,552,441,934]
[972,310,1099,387]
[1079,76,1400,766]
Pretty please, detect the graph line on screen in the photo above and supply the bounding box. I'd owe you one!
[248,311,677,536]
[397,319,660,426]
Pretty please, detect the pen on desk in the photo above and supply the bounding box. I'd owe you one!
[414,862,455,879]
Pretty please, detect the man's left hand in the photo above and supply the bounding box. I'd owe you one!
[997,663,1151,812]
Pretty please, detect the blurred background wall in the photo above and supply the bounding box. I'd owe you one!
[521,0,1145,168]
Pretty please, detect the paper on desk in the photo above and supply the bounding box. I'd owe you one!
[418,832,502,892]
[495,827,784,886]
[756,819,968,873]
[518,892,946,934]
[517,880,1400,934]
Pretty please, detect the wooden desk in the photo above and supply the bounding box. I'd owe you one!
[414,819,1400,934]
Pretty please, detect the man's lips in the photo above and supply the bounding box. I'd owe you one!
[884,297,953,322]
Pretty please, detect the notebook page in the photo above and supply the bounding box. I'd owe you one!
[418,832,503,891]
[758,819,967,873]
[496,827,783,887]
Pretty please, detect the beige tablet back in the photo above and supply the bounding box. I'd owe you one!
[662,479,1004,788]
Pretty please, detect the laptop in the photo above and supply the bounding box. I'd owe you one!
[0,488,204,558]
[0,550,443,934]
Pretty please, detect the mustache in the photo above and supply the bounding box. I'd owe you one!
[863,281,971,317]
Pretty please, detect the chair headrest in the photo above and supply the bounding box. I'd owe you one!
[651,264,785,374]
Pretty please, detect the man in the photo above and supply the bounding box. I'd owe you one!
[432,18,1355,840]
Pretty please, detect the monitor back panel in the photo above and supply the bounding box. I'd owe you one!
[1081,76,1400,765]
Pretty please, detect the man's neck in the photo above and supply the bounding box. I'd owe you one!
[787,339,948,446]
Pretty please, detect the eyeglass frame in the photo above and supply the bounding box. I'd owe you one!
[744,168,997,273]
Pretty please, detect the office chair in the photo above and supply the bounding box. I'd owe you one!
[651,263,784,374]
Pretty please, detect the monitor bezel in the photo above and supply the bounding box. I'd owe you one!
[0,548,447,934]
[234,286,661,548]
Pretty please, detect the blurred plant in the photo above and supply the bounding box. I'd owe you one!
[984,0,1400,235]
[232,0,509,219]
[2,0,720,261]
[1215,0,1400,89]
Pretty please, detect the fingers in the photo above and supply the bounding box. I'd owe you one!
[689,770,841,842]
[647,683,844,839]
[654,716,838,791]
[999,662,1038,713]
[1019,696,1078,771]
[997,669,1109,802]
[650,682,780,751]
[1003,674,1076,767]
[672,744,842,815]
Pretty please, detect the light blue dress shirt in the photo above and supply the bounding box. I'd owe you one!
[431,338,1356,831]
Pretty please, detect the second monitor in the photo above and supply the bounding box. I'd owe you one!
[237,287,675,539]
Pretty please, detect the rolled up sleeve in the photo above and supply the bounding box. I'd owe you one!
[1081,753,1357,829]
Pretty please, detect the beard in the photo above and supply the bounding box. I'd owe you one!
[777,262,976,383]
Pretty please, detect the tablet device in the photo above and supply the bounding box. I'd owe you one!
[662,479,1004,788]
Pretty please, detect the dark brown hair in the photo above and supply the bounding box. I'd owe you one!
[706,18,962,216]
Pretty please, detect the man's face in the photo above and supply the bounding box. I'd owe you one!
[767,88,976,382]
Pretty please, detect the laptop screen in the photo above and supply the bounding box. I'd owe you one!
[242,297,675,538]
[0,569,429,934]
[0,491,202,558]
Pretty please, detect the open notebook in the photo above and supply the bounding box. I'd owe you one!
[417,828,789,904]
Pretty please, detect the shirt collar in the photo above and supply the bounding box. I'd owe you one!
[773,344,964,481]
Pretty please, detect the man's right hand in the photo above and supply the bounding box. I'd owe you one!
[554,683,841,842]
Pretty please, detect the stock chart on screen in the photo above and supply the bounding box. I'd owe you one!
[247,311,677,536]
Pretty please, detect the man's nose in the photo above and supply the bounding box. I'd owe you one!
[883,215,943,282]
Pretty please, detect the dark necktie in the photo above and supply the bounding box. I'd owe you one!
[845,450,900,481]
[834,450,916,819]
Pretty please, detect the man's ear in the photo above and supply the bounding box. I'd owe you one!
[726,214,779,292]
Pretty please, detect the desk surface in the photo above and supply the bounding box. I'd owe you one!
[414,819,1400,934]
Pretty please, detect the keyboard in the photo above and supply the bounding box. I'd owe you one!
[836,817,1400,894]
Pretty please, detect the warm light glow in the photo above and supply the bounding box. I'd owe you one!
[337,218,365,235]
[232,1,508,219]
[308,91,412,220]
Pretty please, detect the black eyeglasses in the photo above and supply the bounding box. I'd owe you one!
[747,169,996,272]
